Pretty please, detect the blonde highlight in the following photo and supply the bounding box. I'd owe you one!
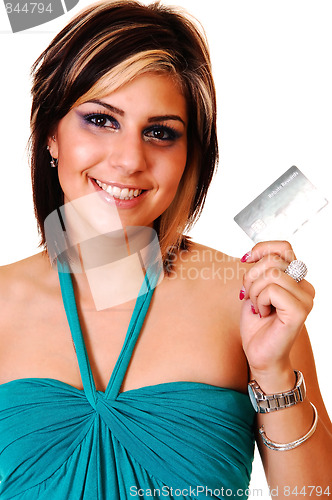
[73,50,180,108]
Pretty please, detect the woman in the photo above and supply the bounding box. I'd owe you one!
[0,1,331,498]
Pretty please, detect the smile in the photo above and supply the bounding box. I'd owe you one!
[94,179,144,200]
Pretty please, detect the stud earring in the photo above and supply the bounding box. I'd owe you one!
[47,145,58,168]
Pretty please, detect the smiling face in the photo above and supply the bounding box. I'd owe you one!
[48,72,188,230]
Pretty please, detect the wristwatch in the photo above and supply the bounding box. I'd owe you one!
[248,370,306,413]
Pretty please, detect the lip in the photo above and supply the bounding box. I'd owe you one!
[89,177,149,208]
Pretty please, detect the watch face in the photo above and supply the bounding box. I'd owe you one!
[248,384,259,413]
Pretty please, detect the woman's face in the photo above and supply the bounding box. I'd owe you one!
[49,72,188,230]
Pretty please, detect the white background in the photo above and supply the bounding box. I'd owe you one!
[1,0,331,496]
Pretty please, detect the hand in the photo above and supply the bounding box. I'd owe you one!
[239,241,315,383]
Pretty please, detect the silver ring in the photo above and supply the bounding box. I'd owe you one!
[284,260,308,283]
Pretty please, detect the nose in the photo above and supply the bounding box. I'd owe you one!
[107,130,147,175]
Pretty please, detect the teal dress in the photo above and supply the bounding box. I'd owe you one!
[0,265,255,499]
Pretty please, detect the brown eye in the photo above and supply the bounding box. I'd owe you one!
[153,129,165,139]
[83,113,119,129]
[94,116,108,126]
[144,125,180,142]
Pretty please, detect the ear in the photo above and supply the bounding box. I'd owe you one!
[47,134,59,159]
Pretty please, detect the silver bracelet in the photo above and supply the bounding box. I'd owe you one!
[259,402,318,451]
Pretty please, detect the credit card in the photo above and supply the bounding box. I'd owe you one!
[234,166,328,243]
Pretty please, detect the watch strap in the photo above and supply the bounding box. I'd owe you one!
[248,370,306,413]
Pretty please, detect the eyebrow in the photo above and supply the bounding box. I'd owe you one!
[148,115,186,127]
[86,99,124,116]
[85,100,186,126]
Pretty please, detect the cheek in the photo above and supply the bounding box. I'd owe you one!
[163,150,187,191]
[56,115,105,173]
[154,149,187,212]
[56,137,101,201]
[58,136,103,172]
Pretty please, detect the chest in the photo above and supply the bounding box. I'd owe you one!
[0,278,248,394]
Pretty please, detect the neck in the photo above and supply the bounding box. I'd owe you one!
[63,227,161,312]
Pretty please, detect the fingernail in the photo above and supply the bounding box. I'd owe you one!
[241,251,251,263]
[239,287,246,300]
[251,304,257,315]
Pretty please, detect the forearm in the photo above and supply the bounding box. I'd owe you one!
[239,242,332,496]
[254,368,332,494]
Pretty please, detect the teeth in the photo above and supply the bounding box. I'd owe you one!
[95,180,142,200]
[112,186,121,197]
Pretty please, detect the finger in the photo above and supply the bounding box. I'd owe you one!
[254,283,311,328]
[241,254,288,300]
[248,271,314,317]
[241,240,296,264]
[241,259,315,305]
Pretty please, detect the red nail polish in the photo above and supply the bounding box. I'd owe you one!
[239,288,245,300]
[251,305,258,315]
[241,251,251,263]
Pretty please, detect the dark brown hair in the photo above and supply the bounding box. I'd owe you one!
[30,0,218,263]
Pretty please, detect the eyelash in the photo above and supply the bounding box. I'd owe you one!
[82,112,181,142]
[83,112,119,129]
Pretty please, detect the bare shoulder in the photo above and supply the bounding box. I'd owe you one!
[0,253,58,322]
[170,240,246,277]
[169,240,250,320]
[0,252,52,289]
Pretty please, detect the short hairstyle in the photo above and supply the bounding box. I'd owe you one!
[30,0,218,265]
